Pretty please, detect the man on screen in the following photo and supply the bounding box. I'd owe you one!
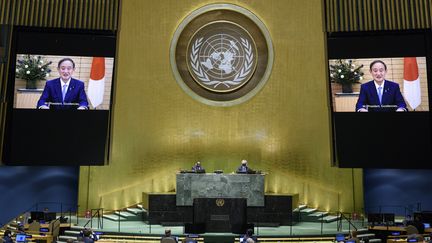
[355,60,407,112]
[37,58,88,110]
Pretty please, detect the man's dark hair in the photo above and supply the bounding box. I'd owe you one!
[369,60,387,71]
[83,229,92,237]
[4,230,11,237]
[246,228,253,236]
[58,58,76,68]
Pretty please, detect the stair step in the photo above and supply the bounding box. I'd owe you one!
[323,215,341,223]
[309,211,329,217]
[64,230,80,236]
[58,236,77,241]
[114,211,135,217]
[70,225,85,231]
[356,228,369,233]
[357,233,375,239]
[103,214,128,221]
[126,207,146,215]
[369,239,382,243]
[298,205,307,210]
[301,208,318,213]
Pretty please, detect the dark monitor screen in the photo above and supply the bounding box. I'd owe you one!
[383,213,395,224]
[30,211,45,221]
[368,213,383,224]
[44,212,56,221]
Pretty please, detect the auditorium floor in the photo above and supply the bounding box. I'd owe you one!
[71,217,366,236]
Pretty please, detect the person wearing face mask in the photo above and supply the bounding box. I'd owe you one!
[191,161,205,172]
[2,230,13,243]
[37,58,89,110]
[237,159,255,173]
[355,60,407,112]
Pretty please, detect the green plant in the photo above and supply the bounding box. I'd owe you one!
[329,59,364,85]
[15,55,52,83]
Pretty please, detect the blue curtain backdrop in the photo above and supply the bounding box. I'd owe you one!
[0,166,79,226]
[364,169,432,216]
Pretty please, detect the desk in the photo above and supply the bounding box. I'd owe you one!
[16,89,43,108]
[368,225,432,233]
[334,92,359,112]
[24,223,71,230]
[20,234,53,243]
[176,173,265,206]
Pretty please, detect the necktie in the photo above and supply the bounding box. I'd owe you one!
[378,86,382,105]
[62,84,67,102]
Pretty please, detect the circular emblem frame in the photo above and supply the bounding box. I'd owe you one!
[170,4,274,106]
[215,198,225,207]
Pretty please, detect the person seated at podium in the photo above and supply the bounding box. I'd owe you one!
[161,229,178,243]
[37,58,88,110]
[191,161,205,173]
[355,60,407,112]
[237,159,254,173]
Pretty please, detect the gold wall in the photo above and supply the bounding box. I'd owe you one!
[78,0,364,213]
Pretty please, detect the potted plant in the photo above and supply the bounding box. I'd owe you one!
[16,55,52,89]
[329,59,364,93]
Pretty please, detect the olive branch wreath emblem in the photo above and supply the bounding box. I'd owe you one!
[190,37,254,89]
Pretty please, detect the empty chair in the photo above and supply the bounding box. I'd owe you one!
[27,221,41,233]
[406,225,419,235]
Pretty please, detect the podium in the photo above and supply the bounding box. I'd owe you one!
[176,173,264,206]
[192,198,247,233]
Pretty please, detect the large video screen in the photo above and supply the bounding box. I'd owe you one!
[329,57,429,112]
[2,27,116,165]
[14,54,114,110]
[328,31,432,168]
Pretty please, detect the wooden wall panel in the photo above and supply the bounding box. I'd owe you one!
[325,0,432,32]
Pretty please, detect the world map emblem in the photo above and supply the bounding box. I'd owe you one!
[170,4,274,106]
[187,22,257,93]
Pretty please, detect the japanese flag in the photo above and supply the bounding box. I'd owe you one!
[403,57,421,110]
[87,57,105,108]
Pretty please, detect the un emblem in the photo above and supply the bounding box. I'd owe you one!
[187,22,257,92]
[171,4,274,106]
[215,198,225,207]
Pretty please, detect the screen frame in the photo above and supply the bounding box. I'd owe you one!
[1,26,117,165]
[327,29,432,168]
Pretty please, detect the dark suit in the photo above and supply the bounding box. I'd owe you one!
[237,165,249,173]
[37,78,88,109]
[2,236,13,243]
[191,165,204,172]
[355,80,407,112]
